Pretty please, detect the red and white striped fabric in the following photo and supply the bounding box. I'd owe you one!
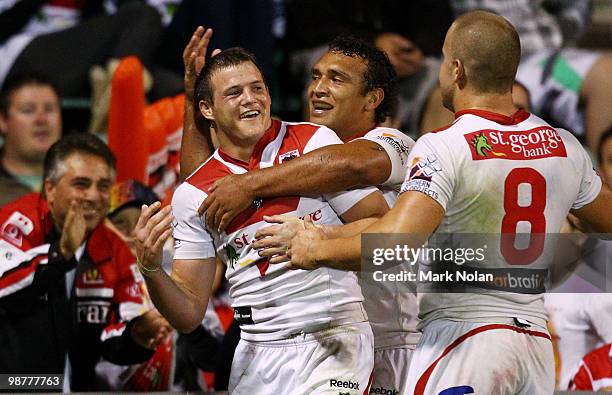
[171,120,378,342]
[570,343,612,391]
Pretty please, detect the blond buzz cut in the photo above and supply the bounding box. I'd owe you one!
[447,10,521,94]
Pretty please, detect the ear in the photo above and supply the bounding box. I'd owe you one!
[43,179,56,205]
[365,88,384,112]
[199,100,215,121]
[454,59,467,89]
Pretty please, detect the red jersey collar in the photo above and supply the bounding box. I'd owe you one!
[454,109,530,125]
[216,119,283,169]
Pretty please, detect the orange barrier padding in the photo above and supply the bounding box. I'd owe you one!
[144,104,168,198]
[108,56,147,183]
[167,94,185,175]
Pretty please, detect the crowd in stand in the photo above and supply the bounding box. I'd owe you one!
[0,0,610,392]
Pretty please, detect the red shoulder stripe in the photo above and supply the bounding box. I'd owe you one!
[187,157,234,194]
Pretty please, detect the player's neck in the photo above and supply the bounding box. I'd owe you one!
[215,120,273,162]
[216,136,256,162]
[336,120,377,141]
[454,91,518,117]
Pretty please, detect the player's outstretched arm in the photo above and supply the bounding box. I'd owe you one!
[199,139,393,230]
[571,185,612,235]
[288,190,444,270]
[134,202,216,333]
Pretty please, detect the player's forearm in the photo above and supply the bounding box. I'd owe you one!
[313,235,362,271]
[179,98,213,180]
[322,218,379,239]
[314,193,442,270]
[142,269,207,333]
[248,144,389,198]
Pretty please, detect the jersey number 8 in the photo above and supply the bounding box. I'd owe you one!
[501,168,547,265]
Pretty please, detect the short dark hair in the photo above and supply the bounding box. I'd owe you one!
[0,73,60,116]
[195,47,266,104]
[44,133,116,185]
[328,36,398,124]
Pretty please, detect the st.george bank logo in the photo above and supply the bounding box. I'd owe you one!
[464,127,567,160]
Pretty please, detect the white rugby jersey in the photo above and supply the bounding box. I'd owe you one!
[545,293,612,389]
[400,109,602,328]
[172,120,378,341]
[352,127,421,348]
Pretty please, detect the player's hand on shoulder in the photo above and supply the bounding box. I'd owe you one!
[198,173,255,232]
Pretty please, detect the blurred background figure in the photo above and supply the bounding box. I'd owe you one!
[0,134,169,391]
[0,0,182,100]
[282,0,453,136]
[544,130,612,390]
[450,0,612,153]
[0,72,61,206]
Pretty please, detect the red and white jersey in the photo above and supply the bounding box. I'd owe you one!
[401,109,602,328]
[545,293,612,389]
[172,120,378,342]
[350,127,421,348]
[570,343,612,391]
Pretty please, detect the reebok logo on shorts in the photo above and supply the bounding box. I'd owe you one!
[369,386,399,394]
[330,379,359,390]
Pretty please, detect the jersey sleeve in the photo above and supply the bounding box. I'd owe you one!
[302,125,382,216]
[570,137,602,210]
[171,182,216,260]
[400,133,455,210]
[0,207,75,300]
[357,128,415,187]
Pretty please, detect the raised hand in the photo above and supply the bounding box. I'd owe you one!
[60,200,87,260]
[183,26,214,102]
[133,202,173,274]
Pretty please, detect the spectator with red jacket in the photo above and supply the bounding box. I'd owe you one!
[0,133,170,391]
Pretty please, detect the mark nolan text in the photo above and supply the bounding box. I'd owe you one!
[373,270,493,283]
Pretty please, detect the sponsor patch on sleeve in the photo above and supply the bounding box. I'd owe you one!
[375,132,412,166]
[464,127,567,160]
[400,155,442,200]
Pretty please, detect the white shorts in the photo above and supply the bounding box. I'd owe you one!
[516,48,601,136]
[371,346,415,395]
[229,322,374,395]
[406,319,554,395]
